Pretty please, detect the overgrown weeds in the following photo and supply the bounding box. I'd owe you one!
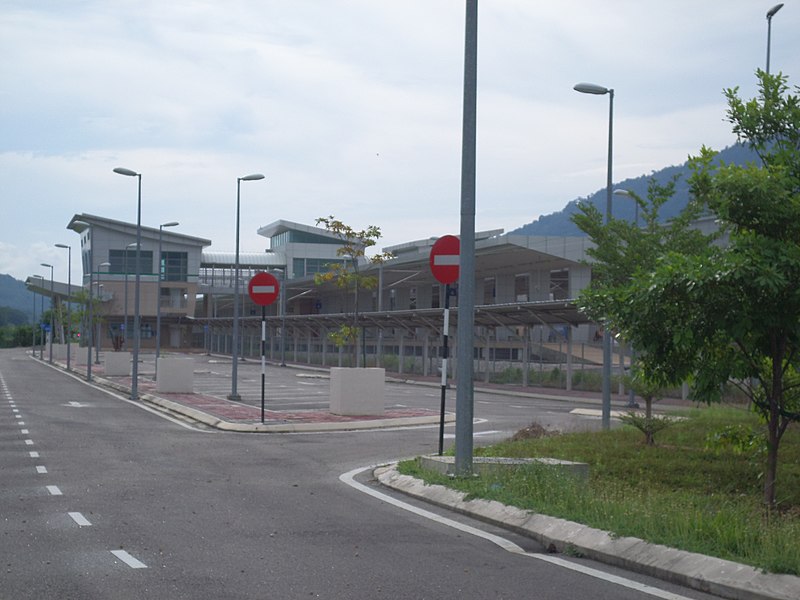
[399,406,800,574]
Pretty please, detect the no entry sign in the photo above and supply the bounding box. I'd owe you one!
[248,271,280,306]
[429,235,460,285]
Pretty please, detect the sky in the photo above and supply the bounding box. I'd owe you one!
[2,0,799,285]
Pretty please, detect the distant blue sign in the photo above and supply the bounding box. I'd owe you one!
[41,324,50,332]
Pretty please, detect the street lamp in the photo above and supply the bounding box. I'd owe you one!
[40,263,54,364]
[124,241,139,351]
[32,275,45,359]
[574,81,615,430]
[114,166,143,402]
[55,243,72,371]
[95,262,111,364]
[230,173,265,401]
[766,3,784,74]
[155,221,179,382]
[613,188,640,227]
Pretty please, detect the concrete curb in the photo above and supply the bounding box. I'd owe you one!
[375,464,800,600]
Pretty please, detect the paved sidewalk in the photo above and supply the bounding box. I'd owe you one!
[45,353,450,432]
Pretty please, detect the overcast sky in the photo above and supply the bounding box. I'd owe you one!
[2,1,799,285]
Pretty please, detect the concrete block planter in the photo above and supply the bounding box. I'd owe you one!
[329,367,385,416]
[105,352,131,376]
[156,357,194,393]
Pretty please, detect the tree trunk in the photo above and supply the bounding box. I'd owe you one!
[645,395,654,446]
[764,338,784,509]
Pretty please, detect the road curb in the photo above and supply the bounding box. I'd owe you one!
[375,464,800,600]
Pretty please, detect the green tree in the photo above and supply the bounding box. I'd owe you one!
[314,216,393,367]
[572,176,711,444]
[619,72,800,509]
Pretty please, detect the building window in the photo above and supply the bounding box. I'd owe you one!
[161,251,188,281]
[514,274,529,302]
[483,277,495,305]
[109,249,153,276]
[431,284,441,309]
[409,287,417,310]
[550,269,569,300]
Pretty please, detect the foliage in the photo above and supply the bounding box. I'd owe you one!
[574,71,800,508]
[400,406,800,574]
[314,216,393,366]
[0,306,30,326]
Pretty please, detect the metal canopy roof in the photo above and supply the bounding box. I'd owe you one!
[190,299,589,336]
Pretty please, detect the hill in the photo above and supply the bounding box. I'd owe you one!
[511,144,757,236]
[0,274,48,323]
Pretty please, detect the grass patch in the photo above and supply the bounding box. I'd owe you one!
[398,405,800,575]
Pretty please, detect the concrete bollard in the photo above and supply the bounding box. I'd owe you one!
[156,357,194,393]
[105,352,131,376]
[329,367,385,416]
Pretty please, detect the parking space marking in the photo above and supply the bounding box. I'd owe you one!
[111,550,147,569]
[68,512,92,527]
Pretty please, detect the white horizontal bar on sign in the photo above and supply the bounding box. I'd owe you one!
[252,286,275,294]
[433,255,459,266]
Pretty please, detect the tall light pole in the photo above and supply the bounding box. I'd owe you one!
[41,263,54,364]
[613,188,640,226]
[454,0,478,478]
[124,241,139,351]
[96,262,111,364]
[766,3,784,74]
[114,167,143,402]
[70,220,92,380]
[33,275,45,359]
[574,81,615,430]
[155,221,179,382]
[55,243,72,371]
[230,173,265,401]
[29,275,44,354]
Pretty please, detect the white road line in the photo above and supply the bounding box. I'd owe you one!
[12,408,19,413]
[68,512,92,527]
[29,451,39,458]
[111,550,147,569]
[46,485,62,496]
[15,414,22,419]
[21,429,29,434]
[18,421,25,425]
[24,439,34,445]
[36,466,47,474]
[341,466,695,600]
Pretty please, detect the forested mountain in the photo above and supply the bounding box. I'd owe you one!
[511,144,757,237]
[0,274,47,323]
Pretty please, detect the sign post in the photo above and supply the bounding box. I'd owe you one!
[248,272,280,423]
[430,235,460,455]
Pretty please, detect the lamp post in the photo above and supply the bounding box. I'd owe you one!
[70,220,93,380]
[574,81,615,430]
[230,173,265,401]
[29,275,44,355]
[32,275,45,359]
[96,262,111,364]
[55,243,72,371]
[114,166,143,402]
[613,188,640,226]
[766,3,784,74]
[155,221,179,382]
[41,263,54,364]
[124,241,139,351]
[272,268,287,367]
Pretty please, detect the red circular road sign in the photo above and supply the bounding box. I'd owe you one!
[429,235,460,285]
[248,271,280,306]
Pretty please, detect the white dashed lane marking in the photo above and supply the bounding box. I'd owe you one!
[46,485,63,496]
[68,512,92,527]
[36,466,47,474]
[111,550,147,569]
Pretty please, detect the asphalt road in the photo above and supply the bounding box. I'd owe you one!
[1,348,719,600]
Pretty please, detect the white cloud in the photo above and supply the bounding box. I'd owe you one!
[1,0,798,282]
